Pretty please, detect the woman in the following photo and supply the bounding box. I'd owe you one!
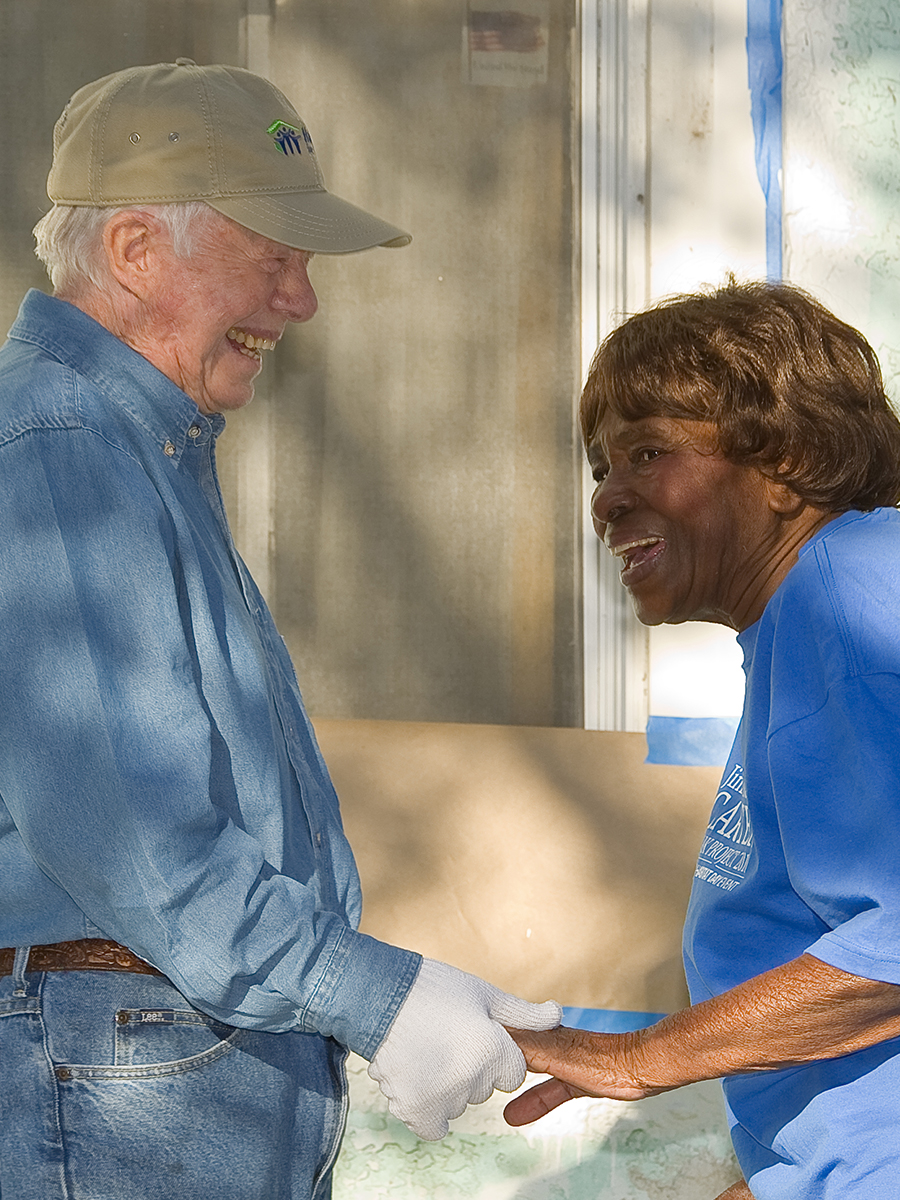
[504,281,900,1199]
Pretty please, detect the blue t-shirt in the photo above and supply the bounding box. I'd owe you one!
[683,508,900,1198]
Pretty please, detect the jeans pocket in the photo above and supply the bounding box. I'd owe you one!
[57,1007,244,1080]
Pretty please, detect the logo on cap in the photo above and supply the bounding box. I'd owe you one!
[267,120,315,156]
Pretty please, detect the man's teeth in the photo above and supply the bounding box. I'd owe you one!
[226,328,276,356]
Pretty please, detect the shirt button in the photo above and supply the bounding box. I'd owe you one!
[188,425,201,439]
[163,441,176,457]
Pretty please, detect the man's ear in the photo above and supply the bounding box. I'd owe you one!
[102,210,163,299]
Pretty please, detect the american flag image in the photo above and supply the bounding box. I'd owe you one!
[468,10,545,54]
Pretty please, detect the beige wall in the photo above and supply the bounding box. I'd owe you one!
[219,0,582,728]
[317,718,720,1013]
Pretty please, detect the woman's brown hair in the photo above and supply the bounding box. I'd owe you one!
[580,280,900,511]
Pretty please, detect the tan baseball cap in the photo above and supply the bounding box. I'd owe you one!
[47,59,411,254]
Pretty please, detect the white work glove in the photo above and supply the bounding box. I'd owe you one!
[367,958,561,1140]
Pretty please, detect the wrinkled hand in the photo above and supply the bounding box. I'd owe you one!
[368,959,561,1140]
[502,1025,673,1126]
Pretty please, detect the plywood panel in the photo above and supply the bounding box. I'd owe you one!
[315,717,721,1013]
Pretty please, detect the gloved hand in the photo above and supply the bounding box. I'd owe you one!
[367,958,561,1140]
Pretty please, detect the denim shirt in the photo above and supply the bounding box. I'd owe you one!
[0,290,419,1059]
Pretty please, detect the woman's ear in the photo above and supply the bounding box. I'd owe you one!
[764,473,806,516]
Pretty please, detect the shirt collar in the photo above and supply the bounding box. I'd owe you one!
[738,508,892,653]
[796,508,874,557]
[8,290,224,458]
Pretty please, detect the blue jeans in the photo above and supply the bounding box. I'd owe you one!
[0,959,347,1199]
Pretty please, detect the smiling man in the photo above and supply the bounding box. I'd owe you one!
[88,210,319,413]
[504,281,900,1200]
[0,61,560,1200]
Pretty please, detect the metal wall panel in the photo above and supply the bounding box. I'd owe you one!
[233,0,582,726]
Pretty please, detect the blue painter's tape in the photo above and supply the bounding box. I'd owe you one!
[747,0,783,279]
[645,715,740,766]
[562,1007,666,1032]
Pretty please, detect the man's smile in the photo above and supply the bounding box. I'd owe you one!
[226,327,278,359]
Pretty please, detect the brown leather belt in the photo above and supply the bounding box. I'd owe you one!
[0,939,164,978]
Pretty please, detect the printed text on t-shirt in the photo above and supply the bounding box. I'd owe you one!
[694,763,753,892]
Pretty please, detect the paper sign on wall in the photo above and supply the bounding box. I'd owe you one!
[462,1,550,87]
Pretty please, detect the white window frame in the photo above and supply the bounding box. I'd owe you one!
[580,0,651,731]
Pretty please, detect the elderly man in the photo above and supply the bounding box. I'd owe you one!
[504,282,900,1199]
[0,61,559,1200]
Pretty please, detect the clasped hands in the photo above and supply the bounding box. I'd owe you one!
[366,958,681,1141]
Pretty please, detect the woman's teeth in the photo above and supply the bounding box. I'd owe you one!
[226,328,276,358]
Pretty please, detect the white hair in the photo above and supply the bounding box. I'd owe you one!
[33,201,220,295]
